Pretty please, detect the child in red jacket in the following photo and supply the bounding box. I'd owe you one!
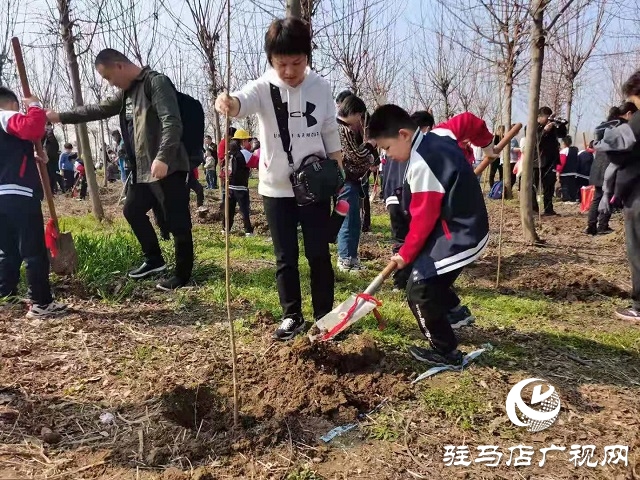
[0,88,67,318]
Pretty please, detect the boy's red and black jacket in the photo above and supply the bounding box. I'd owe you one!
[398,129,489,281]
[0,103,46,201]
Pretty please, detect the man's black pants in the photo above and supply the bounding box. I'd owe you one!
[587,186,612,231]
[263,196,334,320]
[624,187,640,310]
[0,198,53,305]
[532,167,556,213]
[407,268,462,354]
[123,172,193,281]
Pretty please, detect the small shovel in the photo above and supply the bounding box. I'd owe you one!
[310,261,397,342]
[12,37,78,275]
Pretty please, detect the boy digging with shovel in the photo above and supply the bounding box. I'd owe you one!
[367,105,489,366]
[0,87,67,318]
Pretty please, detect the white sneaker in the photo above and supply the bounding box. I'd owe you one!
[26,302,67,319]
[245,232,254,237]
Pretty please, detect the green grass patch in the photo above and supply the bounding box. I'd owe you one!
[421,373,492,430]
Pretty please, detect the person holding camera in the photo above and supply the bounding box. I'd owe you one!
[215,17,343,341]
[533,106,567,216]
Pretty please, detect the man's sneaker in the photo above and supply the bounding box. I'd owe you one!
[585,226,597,236]
[337,257,352,273]
[128,261,166,279]
[156,276,188,291]
[350,258,366,272]
[448,306,476,329]
[408,346,464,366]
[26,302,67,319]
[542,211,559,217]
[615,307,640,321]
[597,227,614,235]
[273,316,305,341]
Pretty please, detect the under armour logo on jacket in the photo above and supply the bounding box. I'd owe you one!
[289,102,317,127]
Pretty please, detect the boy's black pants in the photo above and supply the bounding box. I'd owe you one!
[407,268,462,354]
[624,187,640,310]
[63,170,75,191]
[224,189,253,233]
[263,196,334,320]
[0,199,53,305]
[560,175,578,202]
[123,172,193,281]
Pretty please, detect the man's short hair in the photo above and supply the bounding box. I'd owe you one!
[95,49,132,67]
[0,87,19,106]
[538,106,553,116]
[368,104,417,139]
[410,110,435,130]
[622,70,640,98]
[264,17,312,64]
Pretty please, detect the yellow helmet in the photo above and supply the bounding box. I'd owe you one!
[232,129,252,140]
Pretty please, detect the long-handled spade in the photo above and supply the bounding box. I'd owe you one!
[309,261,397,342]
[12,37,78,275]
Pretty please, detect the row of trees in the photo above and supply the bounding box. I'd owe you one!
[0,0,636,240]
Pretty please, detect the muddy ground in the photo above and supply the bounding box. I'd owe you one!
[1,181,639,479]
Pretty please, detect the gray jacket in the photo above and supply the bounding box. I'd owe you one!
[59,67,189,183]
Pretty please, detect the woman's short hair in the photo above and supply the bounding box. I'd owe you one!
[264,17,311,65]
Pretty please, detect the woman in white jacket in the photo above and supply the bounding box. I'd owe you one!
[215,17,343,340]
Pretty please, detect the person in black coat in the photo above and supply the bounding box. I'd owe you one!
[532,106,567,215]
[42,123,65,193]
[587,103,638,235]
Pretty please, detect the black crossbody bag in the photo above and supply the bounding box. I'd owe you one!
[269,83,344,206]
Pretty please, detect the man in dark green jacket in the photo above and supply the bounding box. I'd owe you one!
[47,49,193,291]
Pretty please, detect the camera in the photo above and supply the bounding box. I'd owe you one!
[549,115,568,126]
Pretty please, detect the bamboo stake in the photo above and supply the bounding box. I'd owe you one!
[223,0,239,429]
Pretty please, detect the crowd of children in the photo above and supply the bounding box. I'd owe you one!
[2,16,639,368]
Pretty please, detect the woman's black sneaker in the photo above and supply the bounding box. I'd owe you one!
[273,317,305,341]
[156,276,188,291]
[408,346,464,366]
[128,261,166,279]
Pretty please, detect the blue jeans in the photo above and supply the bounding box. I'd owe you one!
[337,180,362,259]
[206,170,217,189]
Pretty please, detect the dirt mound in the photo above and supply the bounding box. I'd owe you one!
[239,335,412,424]
[507,265,628,301]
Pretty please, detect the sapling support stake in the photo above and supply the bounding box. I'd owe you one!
[223,0,239,429]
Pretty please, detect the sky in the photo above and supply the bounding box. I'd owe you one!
[4,0,638,140]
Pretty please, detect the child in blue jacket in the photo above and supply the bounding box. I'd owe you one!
[368,104,489,366]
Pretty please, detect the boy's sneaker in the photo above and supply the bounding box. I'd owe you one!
[128,261,166,279]
[245,232,254,237]
[272,316,305,341]
[156,276,188,291]
[615,307,640,321]
[26,302,67,319]
[585,226,597,236]
[448,306,476,329]
[597,227,614,235]
[408,346,464,366]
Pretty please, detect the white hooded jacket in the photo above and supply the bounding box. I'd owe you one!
[232,68,341,198]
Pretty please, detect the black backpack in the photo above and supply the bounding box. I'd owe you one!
[145,72,205,170]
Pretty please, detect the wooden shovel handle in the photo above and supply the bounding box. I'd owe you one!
[381,260,398,280]
[473,123,522,176]
[11,37,58,227]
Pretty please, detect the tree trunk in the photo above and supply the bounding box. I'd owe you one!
[520,0,546,245]
[502,70,514,198]
[566,80,574,129]
[286,0,302,18]
[59,0,104,220]
[100,120,108,187]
